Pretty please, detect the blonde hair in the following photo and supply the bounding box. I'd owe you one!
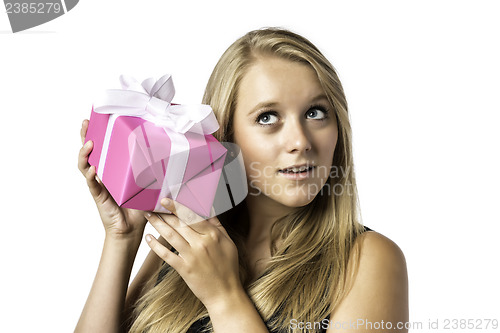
[129,27,364,333]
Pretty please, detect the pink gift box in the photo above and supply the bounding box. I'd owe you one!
[84,108,227,216]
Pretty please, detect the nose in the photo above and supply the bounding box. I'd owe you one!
[283,118,312,153]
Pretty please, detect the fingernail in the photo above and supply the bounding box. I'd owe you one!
[161,198,171,206]
[145,234,152,242]
[84,140,92,148]
[144,212,152,218]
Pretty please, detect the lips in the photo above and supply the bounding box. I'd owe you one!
[278,164,315,174]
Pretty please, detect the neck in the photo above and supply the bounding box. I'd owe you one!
[244,193,293,246]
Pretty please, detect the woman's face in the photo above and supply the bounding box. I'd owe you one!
[233,56,338,208]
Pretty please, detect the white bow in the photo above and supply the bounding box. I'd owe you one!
[93,74,219,135]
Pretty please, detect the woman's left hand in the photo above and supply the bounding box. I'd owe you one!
[144,198,242,310]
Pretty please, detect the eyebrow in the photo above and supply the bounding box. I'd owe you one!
[247,102,279,116]
[247,94,329,116]
[310,94,329,104]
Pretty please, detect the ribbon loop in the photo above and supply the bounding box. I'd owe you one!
[145,96,171,118]
[93,74,219,134]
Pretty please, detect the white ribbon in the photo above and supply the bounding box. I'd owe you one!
[153,126,189,212]
[93,74,219,212]
[93,74,219,135]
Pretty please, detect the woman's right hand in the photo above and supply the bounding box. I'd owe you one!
[78,119,147,241]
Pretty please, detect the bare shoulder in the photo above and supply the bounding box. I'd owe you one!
[355,230,407,271]
[327,231,409,332]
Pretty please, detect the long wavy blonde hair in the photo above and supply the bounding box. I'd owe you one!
[129,27,365,333]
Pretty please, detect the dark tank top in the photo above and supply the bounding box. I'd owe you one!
[157,226,373,333]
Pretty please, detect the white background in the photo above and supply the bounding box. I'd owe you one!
[1,1,499,332]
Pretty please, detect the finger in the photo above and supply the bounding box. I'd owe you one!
[145,234,183,270]
[85,165,104,199]
[145,212,190,253]
[161,199,228,241]
[78,140,93,175]
[161,198,205,225]
[80,119,89,145]
[161,198,214,234]
[159,212,203,242]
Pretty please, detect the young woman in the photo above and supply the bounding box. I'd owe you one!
[76,28,408,333]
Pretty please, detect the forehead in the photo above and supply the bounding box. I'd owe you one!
[236,56,324,109]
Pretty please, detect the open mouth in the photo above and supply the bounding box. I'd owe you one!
[278,166,315,174]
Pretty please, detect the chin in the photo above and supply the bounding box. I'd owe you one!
[276,193,318,208]
[248,179,325,208]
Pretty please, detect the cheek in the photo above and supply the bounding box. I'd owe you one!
[241,142,274,179]
[316,131,338,180]
[234,130,273,178]
[318,128,338,161]
[327,136,338,160]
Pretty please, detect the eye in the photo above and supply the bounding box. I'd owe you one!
[256,111,279,126]
[306,106,329,120]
